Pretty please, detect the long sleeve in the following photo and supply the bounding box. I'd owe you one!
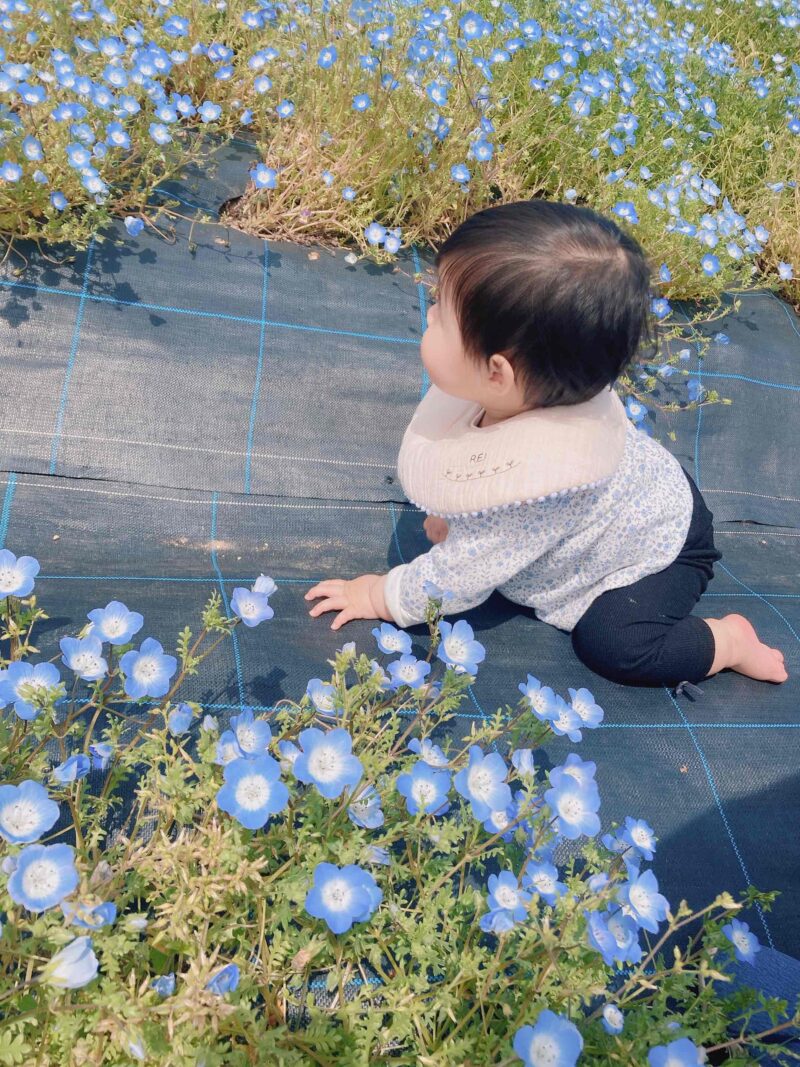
[383,503,566,629]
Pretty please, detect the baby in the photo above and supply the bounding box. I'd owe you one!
[306,200,788,689]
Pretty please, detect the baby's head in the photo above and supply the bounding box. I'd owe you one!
[421,199,656,414]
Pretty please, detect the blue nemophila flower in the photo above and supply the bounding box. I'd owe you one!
[60,635,108,681]
[0,780,60,844]
[151,973,175,996]
[601,1003,624,1035]
[22,135,43,160]
[198,101,221,122]
[120,638,177,699]
[422,580,454,602]
[511,748,535,778]
[396,760,451,816]
[215,730,245,766]
[206,962,239,995]
[546,696,583,742]
[149,122,172,145]
[485,871,531,923]
[407,737,448,767]
[230,707,272,755]
[586,909,620,967]
[514,1009,583,1067]
[454,746,512,821]
[0,161,23,182]
[619,816,657,860]
[606,909,643,965]
[87,600,143,645]
[387,654,431,690]
[346,784,384,829]
[304,862,382,934]
[625,397,647,423]
[479,906,518,934]
[483,805,516,840]
[0,549,40,597]
[124,216,144,237]
[523,862,568,907]
[216,755,288,830]
[617,869,670,934]
[252,574,277,597]
[53,753,91,783]
[39,935,99,989]
[518,675,562,722]
[0,661,61,720]
[8,843,79,912]
[250,163,277,189]
[89,742,113,771]
[372,622,412,655]
[293,727,363,799]
[231,586,273,627]
[167,703,193,736]
[687,379,705,403]
[648,1038,704,1067]
[437,620,485,675]
[50,191,68,211]
[61,899,116,929]
[549,753,596,792]
[722,917,761,965]
[567,686,604,729]
[544,776,600,840]
[306,678,338,717]
[277,739,300,774]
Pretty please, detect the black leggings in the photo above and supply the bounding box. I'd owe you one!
[571,469,722,688]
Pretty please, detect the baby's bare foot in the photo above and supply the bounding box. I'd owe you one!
[721,614,788,683]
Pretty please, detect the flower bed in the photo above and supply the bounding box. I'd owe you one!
[0,548,797,1065]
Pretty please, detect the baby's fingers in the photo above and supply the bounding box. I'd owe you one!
[331,609,356,631]
[305,580,345,602]
[308,595,345,618]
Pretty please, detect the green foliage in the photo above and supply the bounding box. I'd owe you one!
[1,590,799,1064]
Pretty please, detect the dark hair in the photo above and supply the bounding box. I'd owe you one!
[433,199,658,408]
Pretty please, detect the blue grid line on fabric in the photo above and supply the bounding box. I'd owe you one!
[0,276,420,346]
[768,288,800,342]
[244,240,270,494]
[716,562,800,644]
[0,472,16,550]
[49,237,95,476]
[29,575,800,598]
[210,492,245,709]
[662,686,775,948]
[411,243,431,399]
[118,700,800,727]
[695,370,800,393]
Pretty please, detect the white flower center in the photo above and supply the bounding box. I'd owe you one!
[23,858,61,899]
[632,827,650,846]
[320,877,353,912]
[238,596,257,618]
[732,930,750,952]
[234,774,271,811]
[532,872,555,894]
[467,766,494,801]
[607,916,630,947]
[527,689,547,714]
[563,766,588,787]
[443,636,467,661]
[604,1006,623,1027]
[558,794,584,821]
[553,709,572,731]
[315,690,334,711]
[307,746,342,784]
[629,885,649,910]
[411,779,436,806]
[383,634,403,651]
[398,663,418,682]
[0,565,20,587]
[530,1034,559,1066]
[572,697,591,720]
[133,657,159,683]
[73,652,101,673]
[494,885,519,909]
[0,799,40,837]
[237,725,257,751]
[491,810,510,829]
[103,616,125,637]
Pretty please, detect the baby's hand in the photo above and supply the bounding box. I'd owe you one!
[305,574,388,630]
[424,515,449,544]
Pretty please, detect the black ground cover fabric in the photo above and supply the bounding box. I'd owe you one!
[1,139,798,1019]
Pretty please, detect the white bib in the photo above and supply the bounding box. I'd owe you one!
[397,384,630,518]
